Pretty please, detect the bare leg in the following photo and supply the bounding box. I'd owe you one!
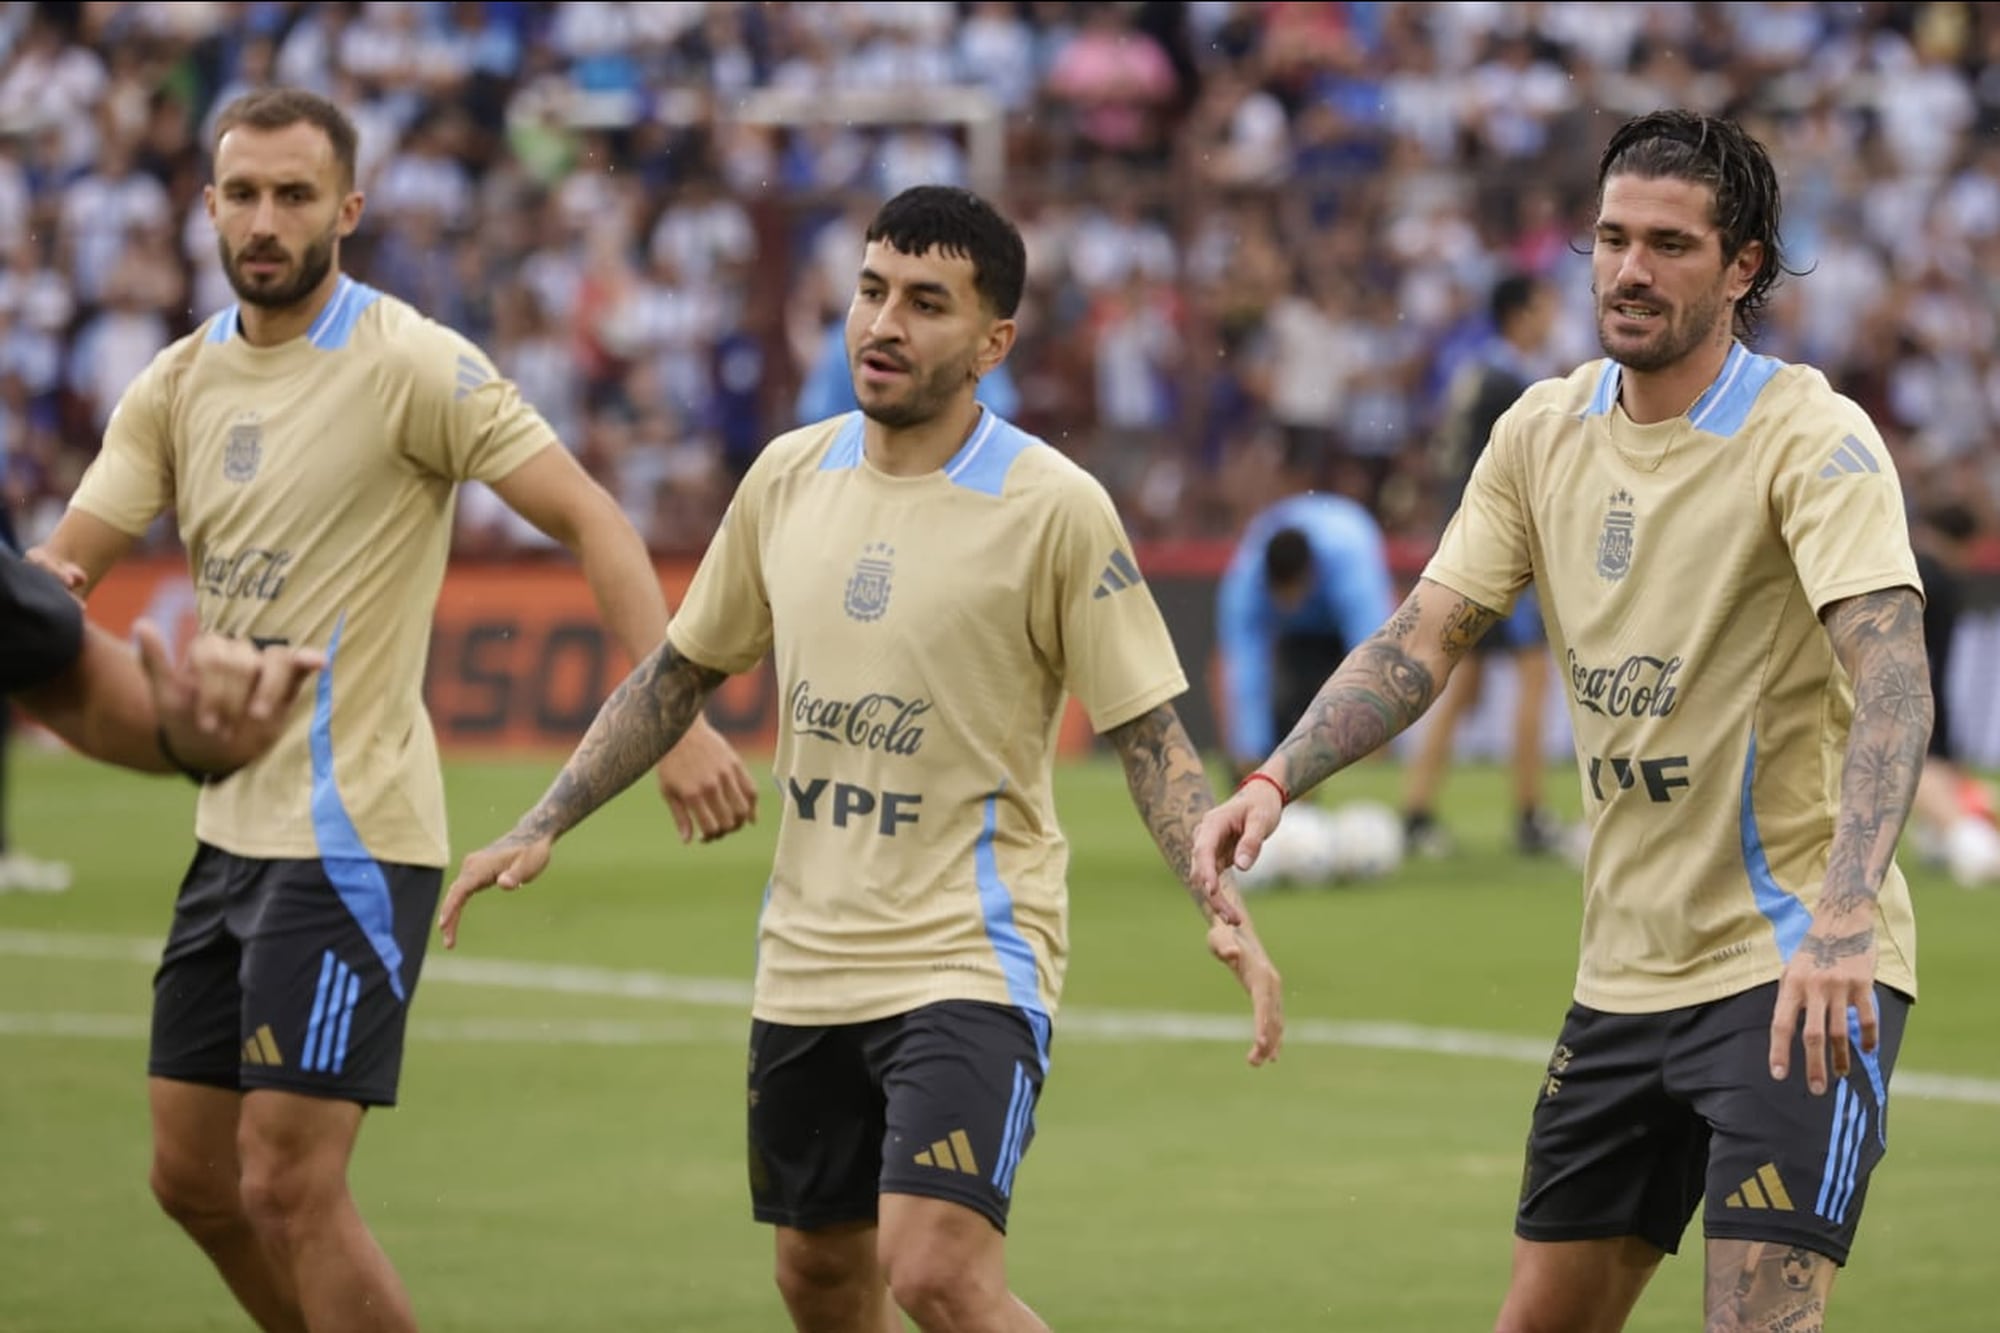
[774,1221,904,1333]
[149,1078,305,1333]
[878,1193,1048,1333]
[1493,1235,1663,1333]
[237,1089,418,1333]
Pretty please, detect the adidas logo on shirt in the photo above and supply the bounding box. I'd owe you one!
[1092,550,1145,600]
[1817,434,1880,479]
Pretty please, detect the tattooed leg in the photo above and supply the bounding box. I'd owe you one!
[1703,1240,1836,1333]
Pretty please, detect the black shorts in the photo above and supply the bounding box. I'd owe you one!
[149,843,440,1106]
[1516,981,1910,1265]
[747,1000,1050,1234]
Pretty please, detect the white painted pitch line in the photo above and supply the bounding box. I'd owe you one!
[5,930,1997,1107]
[0,1012,744,1045]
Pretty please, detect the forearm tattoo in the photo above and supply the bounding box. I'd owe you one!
[1815,588,1932,940]
[1272,586,1501,797]
[1703,1240,1830,1333]
[516,641,726,842]
[1108,703,1226,921]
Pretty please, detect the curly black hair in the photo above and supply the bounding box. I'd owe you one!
[1597,110,1800,337]
[865,186,1026,319]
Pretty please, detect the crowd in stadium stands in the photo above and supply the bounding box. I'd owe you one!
[0,0,1996,558]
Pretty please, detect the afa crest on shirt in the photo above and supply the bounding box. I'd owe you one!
[223,415,263,484]
[844,542,895,622]
[1596,489,1636,582]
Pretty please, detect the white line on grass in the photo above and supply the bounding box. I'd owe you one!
[0,1012,744,1045]
[6,929,1997,1107]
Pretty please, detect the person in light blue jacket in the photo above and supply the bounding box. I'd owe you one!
[1215,492,1394,777]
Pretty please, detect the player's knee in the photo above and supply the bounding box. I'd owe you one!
[149,1151,245,1236]
[883,1243,1003,1328]
[773,1235,874,1318]
[237,1142,344,1239]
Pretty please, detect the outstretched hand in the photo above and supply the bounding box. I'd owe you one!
[438,833,555,950]
[1190,782,1287,918]
[1208,916,1284,1067]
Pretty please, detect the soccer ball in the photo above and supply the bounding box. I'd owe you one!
[1326,801,1405,881]
[1943,815,2000,889]
[1233,802,1402,891]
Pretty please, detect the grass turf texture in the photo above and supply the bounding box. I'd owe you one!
[3,750,1995,1331]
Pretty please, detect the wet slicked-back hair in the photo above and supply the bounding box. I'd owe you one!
[213,88,359,190]
[865,186,1026,318]
[1597,110,1793,336]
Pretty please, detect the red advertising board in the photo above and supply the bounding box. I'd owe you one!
[78,557,1104,757]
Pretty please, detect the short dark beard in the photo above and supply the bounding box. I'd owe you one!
[219,221,338,310]
[853,352,976,430]
[1598,280,1731,373]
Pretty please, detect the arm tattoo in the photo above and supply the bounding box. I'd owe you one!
[1816,587,1932,931]
[516,641,726,842]
[1703,1240,1829,1332]
[1271,586,1501,797]
[1107,703,1224,921]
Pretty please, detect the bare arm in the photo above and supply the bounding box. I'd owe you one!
[18,623,174,772]
[19,623,320,777]
[1106,700,1284,1065]
[1106,702,1238,923]
[1265,576,1503,801]
[1766,584,1931,1095]
[491,444,669,663]
[32,508,138,596]
[491,443,758,842]
[1812,586,1933,944]
[439,637,731,946]
[510,639,729,844]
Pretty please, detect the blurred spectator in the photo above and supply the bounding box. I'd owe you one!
[0,0,1991,565]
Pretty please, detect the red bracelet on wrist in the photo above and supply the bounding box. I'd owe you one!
[1236,771,1290,806]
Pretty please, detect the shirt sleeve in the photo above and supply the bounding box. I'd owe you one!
[396,318,560,484]
[1766,394,1922,614]
[1422,399,1535,614]
[665,448,777,675]
[1213,549,1274,762]
[0,549,85,693]
[69,357,175,537]
[1034,472,1187,733]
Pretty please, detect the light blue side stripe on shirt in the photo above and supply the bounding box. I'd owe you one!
[1739,733,1811,962]
[309,615,408,1003]
[973,786,1052,1071]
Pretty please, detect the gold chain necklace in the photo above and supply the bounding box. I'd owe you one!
[1608,403,1679,474]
